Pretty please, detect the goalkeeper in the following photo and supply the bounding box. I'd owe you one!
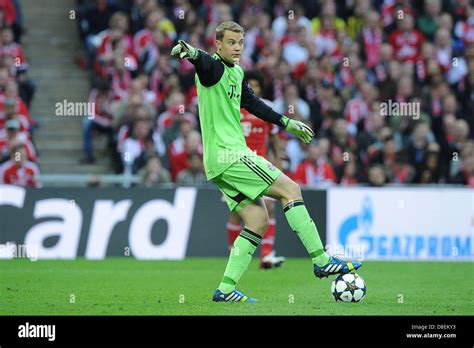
[171,21,361,303]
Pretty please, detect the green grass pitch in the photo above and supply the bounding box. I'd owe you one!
[1,258,473,315]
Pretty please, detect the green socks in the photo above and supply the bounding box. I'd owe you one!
[217,201,327,294]
[218,228,261,294]
[284,200,330,267]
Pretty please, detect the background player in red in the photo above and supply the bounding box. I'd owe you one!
[225,70,286,269]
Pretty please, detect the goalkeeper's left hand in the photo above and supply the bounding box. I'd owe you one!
[171,40,199,60]
[281,115,315,144]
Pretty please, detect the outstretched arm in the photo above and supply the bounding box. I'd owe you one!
[190,50,225,87]
[171,40,224,87]
[240,78,286,127]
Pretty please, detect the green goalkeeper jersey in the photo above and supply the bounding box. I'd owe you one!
[195,53,251,179]
[191,51,285,179]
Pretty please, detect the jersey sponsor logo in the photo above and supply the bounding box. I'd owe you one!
[241,121,251,137]
[228,84,239,99]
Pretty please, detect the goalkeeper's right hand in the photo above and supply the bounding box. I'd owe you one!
[281,115,315,144]
[171,40,199,60]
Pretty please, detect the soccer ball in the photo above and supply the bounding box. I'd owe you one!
[331,273,366,302]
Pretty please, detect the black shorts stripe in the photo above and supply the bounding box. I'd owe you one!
[228,192,247,204]
[241,156,273,185]
[242,156,272,184]
[242,160,272,185]
[283,200,305,212]
[241,156,274,183]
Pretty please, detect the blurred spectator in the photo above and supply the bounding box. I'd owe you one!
[272,4,311,42]
[0,0,20,35]
[367,164,386,187]
[176,152,207,185]
[388,14,424,63]
[282,25,310,67]
[157,91,197,139]
[449,144,474,187]
[328,118,357,178]
[3,80,29,120]
[274,83,310,121]
[339,155,359,186]
[285,133,308,173]
[0,26,26,70]
[139,155,171,187]
[128,0,159,34]
[0,118,35,162]
[406,122,437,182]
[392,151,416,184]
[434,27,468,84]
[167,120,202,181]
[454,6,474,46]
[347,0,372,39]
[121,118,155,174]
[0,144,40,187]
[3,97,29,133]
[71,0,474,188]
[344,82,373,135]
[113,91,154,131]
[94,11,136,78]
[293,140,336,187]
[311,0,346,37]
[358,10,383,70]
[419,145,441,183]
[133,10,162,62]
[416,0,441,40]
[81,79,114,164]
[79,0,123,69]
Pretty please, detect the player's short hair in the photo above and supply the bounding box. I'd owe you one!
[216,21,244,41]
[245,70,264,91]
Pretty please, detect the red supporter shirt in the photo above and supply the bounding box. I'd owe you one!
[1,160,40,187]
[133,28,153,58]
[0,42,27,68]
[293,159,336,186]
[0,0,16,26]
[388,29,424,63]
[167,137,203,181]
[94,34,136,77]
[0,132,36,161]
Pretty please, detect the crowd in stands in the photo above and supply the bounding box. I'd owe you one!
[0,0,39,187]
[74,0,474,188]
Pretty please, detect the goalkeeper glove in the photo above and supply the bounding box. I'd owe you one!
[171,40,199,60]
[281,115,315,144]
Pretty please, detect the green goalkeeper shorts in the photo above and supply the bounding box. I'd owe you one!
[212,154,282,212]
